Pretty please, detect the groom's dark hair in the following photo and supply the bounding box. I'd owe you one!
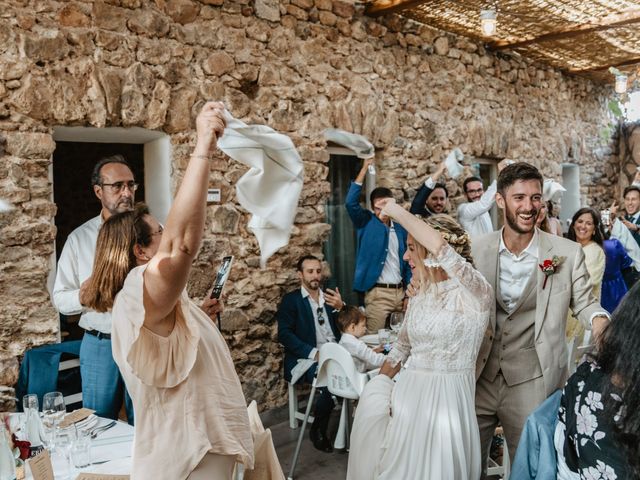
[497,162,543,195]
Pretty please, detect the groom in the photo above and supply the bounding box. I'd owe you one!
[472,162,609,473]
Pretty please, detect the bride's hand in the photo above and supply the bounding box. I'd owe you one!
[379,198,403,219]
[380,360,401,379]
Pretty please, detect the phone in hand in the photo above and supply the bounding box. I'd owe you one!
[210,255,234,299]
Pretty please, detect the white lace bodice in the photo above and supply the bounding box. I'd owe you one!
[387,243,493,372]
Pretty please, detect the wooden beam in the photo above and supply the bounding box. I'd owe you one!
[569,57,640,74]
[365,0,429,17]
[491,10,640,50]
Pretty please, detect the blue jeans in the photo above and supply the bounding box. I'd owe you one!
[80,332,134,425]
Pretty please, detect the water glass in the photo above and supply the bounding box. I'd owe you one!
[389,312,404,334]
[378,328,390,346]
[71,433,92,469]
[42,392,65,450]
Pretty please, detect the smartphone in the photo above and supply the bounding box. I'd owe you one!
[601,209,611,226]
[209,255,234,299]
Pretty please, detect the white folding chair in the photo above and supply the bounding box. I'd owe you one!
[59,357,82,408]
[287,343,369,480]
[288,382,314,429]
[486,428,510,479]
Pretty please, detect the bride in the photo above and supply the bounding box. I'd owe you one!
[347,200,493,480]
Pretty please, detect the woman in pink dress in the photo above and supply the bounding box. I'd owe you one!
[84,102,253,479]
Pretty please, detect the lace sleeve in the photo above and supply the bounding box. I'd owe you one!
[386,308,411,367]
[435,243,493,309]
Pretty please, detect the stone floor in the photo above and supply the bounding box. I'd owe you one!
[264,406,348,479]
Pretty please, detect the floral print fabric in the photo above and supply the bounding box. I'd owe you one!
[556,361,629,479]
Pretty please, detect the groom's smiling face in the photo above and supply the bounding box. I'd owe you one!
[497,179,542,235]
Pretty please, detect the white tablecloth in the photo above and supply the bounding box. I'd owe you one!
[24,417,134,479]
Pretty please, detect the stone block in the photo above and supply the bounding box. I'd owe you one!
[255,0,280,22]
[4,133,55,159]
[127,9,170,37]
[58,3,91,27]
[211,204,240,234]
[318,10,337,26]
[434,36,449,56]
[286,4,308,21]
[21,31,70,63]
[221,308,250,331]
[146,80,171,128]
[93,1,129,32]
[165,88,197,132]
[203,51,235,76]
[136,38,172,65]
[332,0,354,18]
[162,0,200,24]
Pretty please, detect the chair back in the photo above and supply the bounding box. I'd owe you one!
[315,343,368,400]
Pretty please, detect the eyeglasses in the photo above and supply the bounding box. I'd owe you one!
[100,181,138,194]
[316,307,325,326]
[466,187,484,195]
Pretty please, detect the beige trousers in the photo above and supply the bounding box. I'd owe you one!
[475,373,546,478]
[364,286,404,334]
[187,453,236,480]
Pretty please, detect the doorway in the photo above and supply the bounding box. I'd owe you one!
[560,164,580,233]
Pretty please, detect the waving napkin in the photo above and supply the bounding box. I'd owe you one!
[323,128,375,159]
[0,198,13,212]
[543,179,566,202]
[444,148,465,178]
[217,111,303,268]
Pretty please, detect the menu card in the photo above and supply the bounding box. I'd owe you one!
[75,475,130,480]
[27,450,54,480]
[59,408,95,429]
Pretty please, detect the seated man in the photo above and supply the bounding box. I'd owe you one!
[277,255,344,452]
[410,158,448,217]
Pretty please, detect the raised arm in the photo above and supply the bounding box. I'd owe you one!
[143,102,226,326]
[457,180,496,221]
[345,159,374,228]
[383,199,445,255]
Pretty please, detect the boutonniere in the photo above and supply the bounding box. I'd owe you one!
[539,255,565,289]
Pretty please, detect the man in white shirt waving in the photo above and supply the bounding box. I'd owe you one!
[471,162,609,474]
[53,155,136,423]
[457,159,509,239]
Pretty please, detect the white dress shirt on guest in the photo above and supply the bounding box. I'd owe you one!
[53,215,112,334]
[457,180,497,239]
[610,219,640,271]
[339,333,386,373]
[377,222,403,284]
[498,229,539,312]
[301,286,336,360]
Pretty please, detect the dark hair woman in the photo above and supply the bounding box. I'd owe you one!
[568,208,632,314]
[556,281,640,479]
[84,103,253,479]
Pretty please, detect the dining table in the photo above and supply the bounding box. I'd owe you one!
[20,416,134,479]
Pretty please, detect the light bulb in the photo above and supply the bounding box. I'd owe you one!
[480,9,497,37]
[615,74,628,94]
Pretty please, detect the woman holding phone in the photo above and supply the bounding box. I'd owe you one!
[83,102,253,479]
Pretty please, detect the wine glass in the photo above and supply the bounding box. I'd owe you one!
[389,312,404,335]
[42,392,65,450]
[21,394,39,434]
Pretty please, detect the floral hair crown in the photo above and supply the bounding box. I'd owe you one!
[440,231,470,246]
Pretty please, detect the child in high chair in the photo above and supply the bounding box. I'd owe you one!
[337,306,386,373]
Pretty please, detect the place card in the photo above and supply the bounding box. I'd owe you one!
[59,407,95,428]
[27,450,54,480]
[75,475,130,480]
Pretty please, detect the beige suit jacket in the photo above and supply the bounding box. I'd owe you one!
[472,229,606,396]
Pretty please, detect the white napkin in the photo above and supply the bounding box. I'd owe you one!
[217,111,304,268]
[323,129,374,159]
[543,179,566,202]
[444,148,464,178]
[0,198,13,212]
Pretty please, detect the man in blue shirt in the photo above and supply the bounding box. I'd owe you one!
[345,158,411,333]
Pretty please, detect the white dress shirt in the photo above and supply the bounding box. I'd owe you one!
[339,333,385,373]
[301,286,336,360]
[377,222,403,284]
[498,229,539,312]
[457,180,496,239]
[53,215,113,333]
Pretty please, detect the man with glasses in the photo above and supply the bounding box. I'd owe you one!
[53,155,137,424]
[457,159,509,239]
[277,255,344,452]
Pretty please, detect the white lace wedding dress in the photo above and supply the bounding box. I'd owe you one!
[347,244,493,480]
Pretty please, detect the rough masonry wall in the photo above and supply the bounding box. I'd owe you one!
[0,0,617,411]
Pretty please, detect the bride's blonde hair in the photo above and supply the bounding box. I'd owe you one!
[411,214,474,288]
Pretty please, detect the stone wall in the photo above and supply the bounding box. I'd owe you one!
[0,0,618,411]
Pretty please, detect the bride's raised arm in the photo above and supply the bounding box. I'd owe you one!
[381,199,493,305]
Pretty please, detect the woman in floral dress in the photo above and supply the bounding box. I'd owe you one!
[555,280,640,479]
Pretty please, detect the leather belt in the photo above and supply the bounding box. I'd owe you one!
[85,329,111,340]
[374,283,403,289]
